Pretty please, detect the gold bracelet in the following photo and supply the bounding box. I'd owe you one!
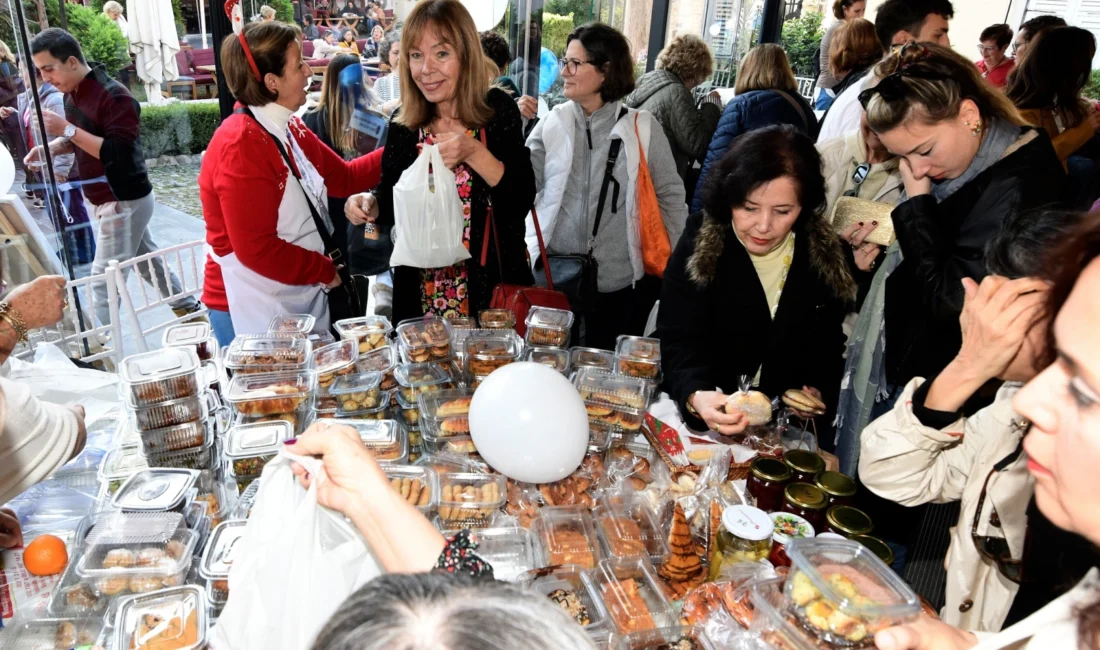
[0,302,28,343]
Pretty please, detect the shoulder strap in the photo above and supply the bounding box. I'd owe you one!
[592,105,630,252]
[772,89,809,132]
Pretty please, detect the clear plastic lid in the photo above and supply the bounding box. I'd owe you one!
[313,339,358,375]
[307,330,336,347]
[162,322,211,347]
[114,585,207,650]
[570,347,615,371]
[120,348,201,406]
[592,495,669,564]
[525,306,574,330]
[394,362,452,389]
[437,472,505,526]
[585,558,677,635]
[533,505,603,570]
[575,368,650,411]
[138,419,209,456]
[478,309,516,329]
[356,344,397,373]
[331,371,383,396]
[78,513,196,579]
[447,316,478,330]
[749,577,819,650]
[269,313,316,334]
[384,465,437,513]
[225,370,314,411]
[447,526,539,583]
[225,420,292,459]
[99,444,150,484]
[424,434,479,457]
[522,564,609,630]
[395,315,453,351]
[199,520,247,579]
[145,436,217,471]
[524,346,571,373]
[315,418,408,463]
[335,315,393,339]
[231,479,261,519]
[588,422,615,453]
[784,537,920,644]
[464,333,521,360]
[615,335,661,361]
[224,335,312,371]
[112,470,199,512]
[7,616,106,648]
[418,389,474,421]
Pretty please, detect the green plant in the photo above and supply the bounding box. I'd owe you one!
[140,101,221,158]
[545,0,590,27]
[542,12,573,57]
[780,11,823,77]
[1085,70,1100,101]
[66,3,130,77]
[269,0,294,23]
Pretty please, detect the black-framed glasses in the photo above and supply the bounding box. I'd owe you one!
[559,58,595,75]
[972,439,1027,584]
[843,163,871,197]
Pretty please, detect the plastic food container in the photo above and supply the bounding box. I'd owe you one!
[614,335,661,380]
[333,391,391,420]
[120,347,201,407]
[533,505,603,569]
[225,420,292,476]
[3,616,106,649]
[114,584,208,650]
[585,558,677,635]
[576,368,650,411]
[139,419,208,455]
[193,483,229,528]
[523,564,609,630]
[335,315,393,354]
[307,330,336,347]
[395,315,453,362]
[423,434,480,457]
[394,362,453,403]
[231,480,261,519]
[478,309,516,329]
[447,315,477,330]
[418,388,474,439]
[588,421,615,453]
[592,495,669,565]
[315,418,408,463]
[621,625,718,650]
[356,345,398,390]
[749,577,819,650]
[269,313,316,334]
[453,526,540,583]
[112,470,199,512]
[130,392,214,432]
[145,436,218,471]
[384,465,437,514]
[331,371,385,415]
[225,370,314,421]
[76,512,198,597]
[571,347,615,372]
[99,444,150,497]
[524,307,573,347]
[224,335,312,374]
[207,577,230,609]
[199,520,246,579]
[437,472,506,528]
[784,537,920,646]
[314,339,358,389]
[464,333,521,377]
[47,552,109,617]
[162,322,215,361]
[394,391,422,428]
[524,346,571,373]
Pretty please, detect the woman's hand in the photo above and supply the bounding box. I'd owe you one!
[690,391,748,436]
[954,276,1048,380]
[4,275,67,329]
[0,508,21,549]
[516,95,538,120]
[345,192,378,225]
[433,131,479,170]
[287,421,390,518]
[899,158,932,197]
[1088,104,1100,131]
[841,221,883,272]
[874,615,978,650]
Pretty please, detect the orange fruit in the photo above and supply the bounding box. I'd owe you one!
[23,534,68,576]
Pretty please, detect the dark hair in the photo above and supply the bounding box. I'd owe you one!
[986,209,1082,279]
[832,0,862,21]
[873,0,954,50]
[1019,14,1067,42]
[480,30,511,70]
[980,23,1013,48]
[221,21,301,106]
[379,29,400,63]
[304,13,314,24]
[29,28,86,65]
[1006,26,1096,128]
[566,23,635,103]
[701,125,827,226]
[1042,210,1100,372]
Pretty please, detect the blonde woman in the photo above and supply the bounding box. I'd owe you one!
[102,1,128,35]
[625,34,722,188]
[691,43,818,212]
[260,5,276,21]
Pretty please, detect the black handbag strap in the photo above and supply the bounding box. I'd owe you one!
[591,105,629,254]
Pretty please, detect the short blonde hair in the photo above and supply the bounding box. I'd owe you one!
[734,43,797,95]
[260,5,276,19]
[102,1,123,16]
[397,0,496,130]
[655,34,714,87]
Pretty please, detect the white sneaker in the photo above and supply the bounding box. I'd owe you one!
[372,282,393,320]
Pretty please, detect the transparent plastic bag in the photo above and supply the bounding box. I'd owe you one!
[389,143,471,269]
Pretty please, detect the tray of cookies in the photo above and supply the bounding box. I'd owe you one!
[75,512,197,593]
[436,472,505,528]
[447,315,478,330]
[120,348,201,408]
[224,420,292,477]
[592,494,669,565]
[335,315,393,354]
[161,322,216,362]
[448,526,541,583]
[606,441,659,492]
[393,390,422,428]
[394,362,453,403]
[313,339,358,390]
[524,307,573,347]
[464,333,521,377]
[334,394,391,420]
[225,370,314,421]
[576,368,650,411]
[614,335,662,381]
[396,315,453,362]
[524,346,571,374]
[383,465,437,514]
[316,418,408,464]
[330,371,385,414]
[418,389,473,439]
[570,347,615,372]
[532,505,603,570]
[138,420,209,456]
[114,584,207,650]
[585,558,677,636]
[224,334,312,374]
[268,313,317,334]
[522,564,609,630]
[478,308,516,330]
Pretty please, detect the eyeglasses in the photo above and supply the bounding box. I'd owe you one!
[976,45,998,54]
[843,163,871,197]
[971,439,1027,584]
[559,58,595,75]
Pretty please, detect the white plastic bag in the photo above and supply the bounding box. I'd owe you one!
[214,450,382,650]
[389,143,471,269]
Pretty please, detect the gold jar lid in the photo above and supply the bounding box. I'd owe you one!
[751,457,792,483]
[815,471,857,498]
[783,449,825,476]
[826,505,873,536]
[783,482,828,510]
[853,534,895,566]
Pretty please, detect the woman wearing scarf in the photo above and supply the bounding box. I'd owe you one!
[834,43,1065,475]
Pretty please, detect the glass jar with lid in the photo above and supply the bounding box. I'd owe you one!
[815,470,857,508]
[824,505,874,538]
[853,534,896,568]
[747,456,792,513]
[768,512,814,568]
[783,449,825,483]
[709,505,774,580]
[781,482,828,531]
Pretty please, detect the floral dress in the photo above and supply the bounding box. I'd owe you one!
[417,128,481,318]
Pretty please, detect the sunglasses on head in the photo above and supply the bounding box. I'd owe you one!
[858,43,945,110]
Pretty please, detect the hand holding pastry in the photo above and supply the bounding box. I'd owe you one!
[690,391,747,436]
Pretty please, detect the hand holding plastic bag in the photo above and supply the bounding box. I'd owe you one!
[390,143,471,269]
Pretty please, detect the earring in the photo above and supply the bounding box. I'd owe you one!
[970,119,982,137]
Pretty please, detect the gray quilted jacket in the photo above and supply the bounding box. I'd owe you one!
[625,69,720,182]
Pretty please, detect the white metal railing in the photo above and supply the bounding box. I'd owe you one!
[796,76,817,101]
[113,239,207,354]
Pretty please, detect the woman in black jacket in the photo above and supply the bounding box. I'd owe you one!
[344,0,534,322]
[657,126,855,445]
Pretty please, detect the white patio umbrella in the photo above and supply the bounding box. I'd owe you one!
[127,0,181,105]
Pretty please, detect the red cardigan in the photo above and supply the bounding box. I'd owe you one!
[199,111,383,312]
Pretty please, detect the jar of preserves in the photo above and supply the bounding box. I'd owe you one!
[783,449,825,483]
[853,534,896,568]
[710,505,774,580]
[815,470,857,508]
[747,457,792,513]
[824,505,873,538]
[767,512,814,568]
[781,482,828,531]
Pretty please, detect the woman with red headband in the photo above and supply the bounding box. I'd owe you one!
[199,20,383,342]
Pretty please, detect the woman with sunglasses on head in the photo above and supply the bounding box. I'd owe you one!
[526,22,687,350]
[871,211,1100,650]
[860,209,1079,633]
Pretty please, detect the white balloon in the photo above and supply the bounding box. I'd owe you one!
[461,0,508,31]
[469,362,589,484]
